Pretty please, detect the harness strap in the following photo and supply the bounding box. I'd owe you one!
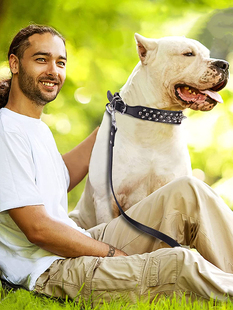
[107,91,181,248]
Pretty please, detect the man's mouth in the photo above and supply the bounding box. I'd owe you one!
[42,81,56,87]
[175,79,228,111]
[40,76,60,89]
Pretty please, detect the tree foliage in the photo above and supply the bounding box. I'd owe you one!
[1,0,233,210]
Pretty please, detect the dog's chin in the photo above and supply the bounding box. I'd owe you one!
[174,80,227,111]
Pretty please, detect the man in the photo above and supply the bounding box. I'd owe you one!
[0,24,233,305]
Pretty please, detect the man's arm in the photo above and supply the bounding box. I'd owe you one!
[62,127,99,192]
[9,205,127,257]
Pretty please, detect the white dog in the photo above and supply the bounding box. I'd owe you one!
[69,34,229,229]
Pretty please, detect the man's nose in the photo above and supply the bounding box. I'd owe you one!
[47,61,59,77]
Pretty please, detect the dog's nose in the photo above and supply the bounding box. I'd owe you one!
[212,60,229,71]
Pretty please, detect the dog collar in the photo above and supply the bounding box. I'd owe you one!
[106,91,186,125]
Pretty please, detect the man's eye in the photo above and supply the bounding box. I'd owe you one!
[36,58,46,62]
[58,61,66,67]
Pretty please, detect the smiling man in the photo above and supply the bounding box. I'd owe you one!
[6,31,66,117]
[0,24,233,305]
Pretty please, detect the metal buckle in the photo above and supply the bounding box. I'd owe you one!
[106,102,114,115]
[118,99,127,115]
[106,102,117,130]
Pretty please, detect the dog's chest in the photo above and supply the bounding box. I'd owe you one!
[111,132,187,215]
[111,160,175,217]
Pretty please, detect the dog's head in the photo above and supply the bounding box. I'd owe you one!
[135,34,229,111]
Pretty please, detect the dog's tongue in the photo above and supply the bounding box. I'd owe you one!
[200,89,223,103]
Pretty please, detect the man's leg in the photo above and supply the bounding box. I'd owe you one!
[35,176,233,303]
[35,247,233,305]
[91,247,233,304]
[99,176,233,273]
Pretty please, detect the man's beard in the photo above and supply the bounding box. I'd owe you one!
[18,62,61,106]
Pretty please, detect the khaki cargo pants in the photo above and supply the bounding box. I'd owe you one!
[35,176,233,305]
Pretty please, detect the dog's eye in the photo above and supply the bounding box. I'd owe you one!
[183,52,194,57]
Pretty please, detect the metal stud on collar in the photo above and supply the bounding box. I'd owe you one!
[136,107,184,124]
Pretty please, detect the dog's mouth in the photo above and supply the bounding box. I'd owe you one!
[175,79,227,111]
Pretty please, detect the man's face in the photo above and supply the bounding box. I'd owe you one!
[17,32,67,106]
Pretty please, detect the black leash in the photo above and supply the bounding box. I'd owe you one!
[106,91,183,248]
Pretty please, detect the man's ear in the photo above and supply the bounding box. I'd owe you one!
[9,54,19,74]
[134,33,158,64]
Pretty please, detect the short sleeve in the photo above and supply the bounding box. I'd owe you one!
[61,157,70,190]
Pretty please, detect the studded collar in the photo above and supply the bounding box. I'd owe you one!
[106,91,186,125]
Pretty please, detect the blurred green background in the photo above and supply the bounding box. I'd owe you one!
[1,0,233,211]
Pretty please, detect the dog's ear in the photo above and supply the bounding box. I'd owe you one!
[135,33,158,64]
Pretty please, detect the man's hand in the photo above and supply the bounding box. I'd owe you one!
[9,204,127,258]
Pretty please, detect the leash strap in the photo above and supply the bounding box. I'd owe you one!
[107,91,181,248]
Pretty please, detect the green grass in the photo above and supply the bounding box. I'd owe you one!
[1,287,233,310]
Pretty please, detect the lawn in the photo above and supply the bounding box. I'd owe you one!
[1,285,233,310]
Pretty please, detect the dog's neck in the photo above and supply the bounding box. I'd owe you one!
[120,62,181,111]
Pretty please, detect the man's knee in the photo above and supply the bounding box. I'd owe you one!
[161,176,208,204]
[149,176,199,206]
[169,175,203,191]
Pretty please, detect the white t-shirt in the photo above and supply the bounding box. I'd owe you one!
[0,108,91,290]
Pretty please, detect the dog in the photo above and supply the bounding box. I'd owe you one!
[69,34,229,229]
